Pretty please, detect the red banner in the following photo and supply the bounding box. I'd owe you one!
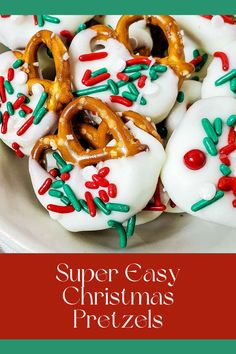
[0,254,235,339]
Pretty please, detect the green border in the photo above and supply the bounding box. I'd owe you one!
[1,0,236,14]
[0,340,235,353]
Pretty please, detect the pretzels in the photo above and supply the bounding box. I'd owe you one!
[32,96,148,168]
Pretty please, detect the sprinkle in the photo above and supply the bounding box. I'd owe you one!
[19,110,26,118]
[214,51,229,71]
[12,142,20,150]
[33,92,48,116]
[17,116,34,136]
[84,72,110,87]
[0,112,2,124]
[75,23,86,34]
[108,183,117,198]
[49,168,59,178]
[47,204,75,213]
[17,93,30,103]
[37,15,44,27]
[85,191,96,217]
[0,76,6,103]
[195,53,208,72]
[12,59,24,69]
[149,69,158,81]
[1,111,9,134]
[79,52,108,61]
[38,178,52,195]
[106,203,130,213]
[138,75,147,88]
[122,91,137,102]
[20,104,33,114]
[94,197,111,215]
[219,144,236,155]
[140,97,147,105]
[107,220,127,248]
[152,64,167,73]
[220,164,231,176]
[110,95,133,107]
[74,84,109,96]
[126,215,136,237]
[79,199,89,214]
[99,189,109,203]
[177,91,185,103]
[60,173,70,181]
[60,163,74,174]
[215,69,236,86]
[53,152,67,167]
[190,55,203,67]
[219,154,231,166]
[92,174,109,187]
[4,80,14,94]
[51,180,65,189]
[63,184,81,212]
[226,114,236,126]
[43,15,60,24]
[128,82,139,96]
[60,196,71,206]
[233,200,236,208]
[107,79,119,95]
[98,167,110,177]
[49,189,63,198]
[203,137,218,156]
[13,95,25,109]
[33,107,47,124]
[14,148,24,158]
[126,58,151,66]
[213,117,223,136]
[85,181,99,189]
[230,77,236,93]
[82,69,92,84]
[33,15,38,25]
[191,190,224,212]
[128,72,142,81]
[184,149,206,170]
[221,15,235,24]
[201,118,218,144]
[91,68,108,78]
[7,68,14,81]
[60,30,74,42]
[228,126,236,144]
[124,64,143,73]
[117,72,129,81]
[193,49,200,58]
[7,102,14,116]
[218,176,235,192]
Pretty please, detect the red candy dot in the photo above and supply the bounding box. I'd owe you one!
[183,149,206,170]
[61,173,70,181]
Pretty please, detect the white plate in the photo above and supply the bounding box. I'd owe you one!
[0,140,236,253]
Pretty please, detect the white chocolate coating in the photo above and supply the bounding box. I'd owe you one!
[0,51,57,155]
[0,15,94,49]
[162,97,236,228]
[69,29,179,123]
[29,122,166,231]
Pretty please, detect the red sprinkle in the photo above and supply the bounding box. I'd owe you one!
[99,190,109,203]
[228,126,236,144]
[218,176,236,195]
[201,15,213,20]
[108,183,117,198]
[33,15,38,25]
[82,69,92,84]
[47,204,75,213]
[126,57,151,66]
[84,72,110,86]
[117,72,129,82]
[49,169,59,178]
[14,149,25,158]
[85,181,99,189]
[233,199,236,208]
[16,116,34,136]
[61,172,70,181]
[7,68,14,81]
[20,104,33,114]
[110,95,133,107]
[184,149,206,170]
[12,142,20,150]
[92,174,109,187]
[170,199,176,208]
[0,15,11,18]
[85,191,96,217]
[190,55,203,67]
[219,153,231,166]
[219,143,236,155]
[0,76,6,103]
[221,15,235,24]
[144,180,166,211]
[98,167,110,177]
[12,142,24,158]
[60,30,74,42]
[79,52,108,61]
[13,95,25,109]
[214,51,229,71]
[1,111,9,134]
[138,75,147,88]
[38,178,52,195]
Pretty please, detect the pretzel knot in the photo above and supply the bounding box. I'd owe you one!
[15,30,73,112]
[31,96,159,168]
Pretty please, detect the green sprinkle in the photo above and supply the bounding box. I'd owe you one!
[220,164,231,176]
[201,118,218,144]
[128,72,141,81]
[193,49,200,58]
[108,220,127,248]
[76,23,86,34]
[33,107,47,125]
[73,84,109,96]
[63,184,81,212]
[12,59,24,69]
[230,77,236,93]
[47,48,53,58]
[195,53,208,72]
[215,69,236,86]
[152,64,167,73]
[141,64,149,70]
[43,15,61,24]
[52,152,67,168]
[213,118,223,136]
[19,110,26,118]
[51,180,65,189]
[191,190,224,212]
[60,196,71,206]
[0,112,2,124]
[126,215,136,237]
[37,15,44,27]
[108,79,119,95]
[60,164,74,174]
[79,199,89,214]
[124,64,143,73]
[203,137,218,156]
[17,93,30,103]
[122,91,137,102]
[140,97,147,105]
[94,197,111,215]
[150,69,158,81]
[6,102,14,116]
[91,68,108,78]
[117,80,128,88]
[49,189,63,198]
[33,92,48,116]
[106,203,130,213]
[4,80,14,94]
[177,91,184,103]
[192,76,200,81]
[226,114,236,126]
[128,82,139,96]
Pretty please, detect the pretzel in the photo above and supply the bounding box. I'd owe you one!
[32,96,148,168]
[116,15,194,83]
